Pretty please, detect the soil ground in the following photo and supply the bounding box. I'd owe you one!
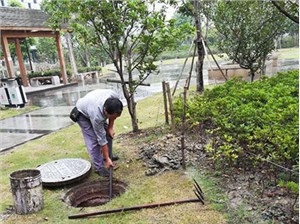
[119,127,299,224]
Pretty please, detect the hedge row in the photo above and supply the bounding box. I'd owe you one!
[174,70,299,173]
[28,66,102,79]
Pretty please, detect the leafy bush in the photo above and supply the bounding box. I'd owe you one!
[28,69,71,78]
[28,66,101,79]
[174,70,299,172]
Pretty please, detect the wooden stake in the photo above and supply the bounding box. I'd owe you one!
[181,87,188,169]
[165,82,175,134]
[162,81,169,125]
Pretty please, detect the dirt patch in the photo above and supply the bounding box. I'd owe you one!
[120,128,299,224]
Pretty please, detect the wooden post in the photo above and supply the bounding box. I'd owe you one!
[165,82,175,134]
[55,32,68,84]
[181,87,188,169]
[15,39,29,87]
[162,81,169,125]
[1,35,15,78]
[205,43,227,80]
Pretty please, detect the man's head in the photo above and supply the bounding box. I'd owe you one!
[103,97,123,119]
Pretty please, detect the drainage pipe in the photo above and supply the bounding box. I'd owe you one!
[68,198,202,219]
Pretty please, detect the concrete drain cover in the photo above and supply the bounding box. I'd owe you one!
[63,180,127,207]
[36,158,91,187]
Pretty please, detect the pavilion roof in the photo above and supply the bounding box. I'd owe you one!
[0,7,66,31]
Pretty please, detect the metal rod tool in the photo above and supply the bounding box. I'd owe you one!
[68,180,205,219]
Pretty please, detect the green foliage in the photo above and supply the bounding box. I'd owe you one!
[280,35,299,48]
[279,180,299,194]
[8,38,36,62]
[271,0,299,24]
[28,66,101,78]
[174,70,299,171]
[8,0,23,7]
[28,70,68,78]
[213,1,289,81]
[36,37,57,63]
[42,0,194,132]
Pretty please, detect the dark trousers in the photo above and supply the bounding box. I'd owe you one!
[77,115,112,171]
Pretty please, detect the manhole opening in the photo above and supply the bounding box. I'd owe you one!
[63,180,127,207]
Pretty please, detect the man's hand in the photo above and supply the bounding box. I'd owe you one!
[105,157,114,169]
[101,144,114,168]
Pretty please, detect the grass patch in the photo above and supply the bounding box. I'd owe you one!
[0,106,40,120]
[0,90,226,224]
[155,47,298,66]
[276,47,299,59]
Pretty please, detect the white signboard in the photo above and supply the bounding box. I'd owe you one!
[0,87,9,105]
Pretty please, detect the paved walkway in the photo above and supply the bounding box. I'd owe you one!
[0,84,76,154]
[24,83,78,95]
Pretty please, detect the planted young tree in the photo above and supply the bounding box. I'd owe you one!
[42,0,193,132]
[178,0,218,92]
[213,1,288,82]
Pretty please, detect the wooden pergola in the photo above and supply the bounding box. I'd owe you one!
[0,7,68,87]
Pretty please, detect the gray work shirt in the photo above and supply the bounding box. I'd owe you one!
[76,89,120,146]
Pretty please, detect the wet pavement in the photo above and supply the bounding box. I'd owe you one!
[0,57,298,153]
[0,76,188,153]
[0,105,74,152]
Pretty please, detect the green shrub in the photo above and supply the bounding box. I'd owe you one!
[28,66,101,79]
[28,69,70,78]
[174,70,299,173]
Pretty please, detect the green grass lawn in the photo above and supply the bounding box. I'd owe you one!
[275,47,299,59]
[0,91,226,224]
[156,47,299,65]
[1,46,297,223]
[0,106,39,120]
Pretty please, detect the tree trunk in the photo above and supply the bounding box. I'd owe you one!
[260,59,266,77]
[127,95,139,132]
[123,45,139,132]
[250,68,255,82]
[85,43,90,67]
[65,32,78,79]
[119,72,139,132]
[194,0,205,93]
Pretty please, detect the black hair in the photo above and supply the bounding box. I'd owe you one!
[104,97,123,115]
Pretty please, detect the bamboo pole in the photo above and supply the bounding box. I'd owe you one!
[165,82,175,134]
[162,81,169,125]
[172,39,195,96]
[181,87,188,169]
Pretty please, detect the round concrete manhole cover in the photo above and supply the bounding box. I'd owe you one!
[36,158,91,187]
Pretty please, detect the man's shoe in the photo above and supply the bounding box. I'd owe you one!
[104,155,119,161]
[97,168,109,177]
[112,155,119,161]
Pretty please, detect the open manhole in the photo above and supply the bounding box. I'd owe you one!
[63,179,127,207]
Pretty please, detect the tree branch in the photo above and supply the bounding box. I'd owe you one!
[271,0,299,24]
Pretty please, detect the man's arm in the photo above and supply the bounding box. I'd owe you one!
[107,118,115,139]
[101,144,113,168]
